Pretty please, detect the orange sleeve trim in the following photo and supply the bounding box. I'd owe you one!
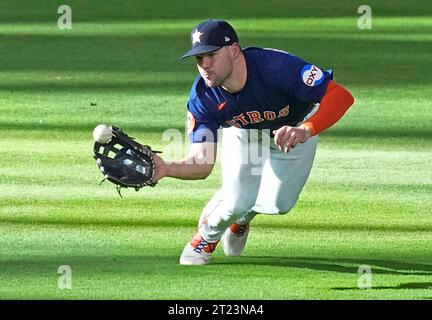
[303,80,355,135]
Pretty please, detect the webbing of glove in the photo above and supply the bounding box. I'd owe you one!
[93,126,161,193]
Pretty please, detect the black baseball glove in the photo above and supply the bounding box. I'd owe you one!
[93,126,160,196]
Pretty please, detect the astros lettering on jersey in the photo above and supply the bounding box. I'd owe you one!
[187,47,333,143]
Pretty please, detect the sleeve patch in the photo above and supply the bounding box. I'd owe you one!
[301,65,324,87]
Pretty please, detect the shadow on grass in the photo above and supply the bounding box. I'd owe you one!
[0,34,431,86]
[0,122,184,134]
[0,215,193,229]
[0,255,180,278]
[0,78,190,93]
[218,256,432,276]
[266,222,432,233]
[1,196,432,233]
[2,254,431,277]
[2,122,432,141]
[2,0,431,23]
[2,212,432,234]
[333,282,432,290]
[322,127,432,140]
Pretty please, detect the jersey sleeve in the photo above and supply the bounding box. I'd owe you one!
[187,96,219,143]
[276,51,333,103]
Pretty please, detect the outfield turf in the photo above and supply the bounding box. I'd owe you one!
[0,1,431,299]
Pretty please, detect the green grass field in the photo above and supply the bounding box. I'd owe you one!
[1,0,431,299]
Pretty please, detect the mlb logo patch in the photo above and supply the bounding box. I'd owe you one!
[301,65,324,87]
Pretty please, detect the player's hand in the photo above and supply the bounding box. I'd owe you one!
[152,154,169,182]
[273,124,313,153]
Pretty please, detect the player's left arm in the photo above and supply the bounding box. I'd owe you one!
[301,80,355,136]
[273,80,354,152]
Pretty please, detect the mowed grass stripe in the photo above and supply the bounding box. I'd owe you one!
[0,17,431,35]
[1,223,431,299]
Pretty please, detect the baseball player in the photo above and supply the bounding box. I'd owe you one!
[153,19,354,265]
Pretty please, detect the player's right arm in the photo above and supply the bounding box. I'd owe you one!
[153,142,216,181]
[155,77,219,181]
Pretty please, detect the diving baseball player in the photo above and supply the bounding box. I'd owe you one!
[153,19,355,265]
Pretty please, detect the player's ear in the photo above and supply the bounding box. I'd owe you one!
[230,43,241,59]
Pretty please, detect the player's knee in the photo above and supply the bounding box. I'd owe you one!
[276,198,298,215]
[277,208,292,215]
[223,201,254,217]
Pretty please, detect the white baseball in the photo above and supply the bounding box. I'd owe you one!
[93,124,112,144]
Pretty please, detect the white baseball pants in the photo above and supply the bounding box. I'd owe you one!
[200,127,318,242]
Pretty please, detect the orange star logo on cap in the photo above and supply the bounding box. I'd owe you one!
[192,29,204,44]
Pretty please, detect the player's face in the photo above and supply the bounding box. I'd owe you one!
[195,47,234,87]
